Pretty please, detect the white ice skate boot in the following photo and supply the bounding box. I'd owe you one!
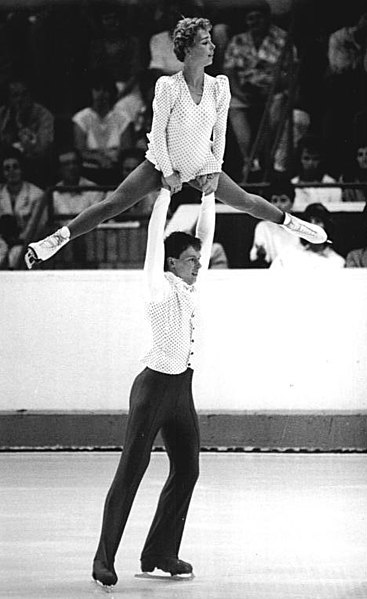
[25,226,70,269]
[282,213,327,244]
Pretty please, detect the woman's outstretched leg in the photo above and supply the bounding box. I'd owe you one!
[215,171,327,244]
[25,160,162,268]
[68,161,161,239]
[216,171,284,223]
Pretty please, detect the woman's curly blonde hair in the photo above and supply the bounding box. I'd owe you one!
[173,17,212,63]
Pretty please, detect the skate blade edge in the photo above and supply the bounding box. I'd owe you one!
[91,577,115,592]
[135,572,194,581]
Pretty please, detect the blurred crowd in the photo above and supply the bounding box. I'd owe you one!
[0,0,366,269]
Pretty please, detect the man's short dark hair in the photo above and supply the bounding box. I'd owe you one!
[164,231,201,270]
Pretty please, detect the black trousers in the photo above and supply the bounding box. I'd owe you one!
[94,367,200,569]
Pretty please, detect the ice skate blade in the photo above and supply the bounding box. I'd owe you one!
[91,578,115,593]
[135,571,194,581]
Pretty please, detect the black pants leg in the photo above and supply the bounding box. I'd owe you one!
[141,369,200,561]
[93,368,199,569]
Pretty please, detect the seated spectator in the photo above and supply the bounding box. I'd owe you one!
[223,0,295,181]
[147,0,186,77]
[0,147,45,268]
[271,203,345,270]
[88,4,143,97]
[292,135,342,211]
[340,141,367,204]
[52,148,105,226]
[322,10,367,175]
[73,69,133,186]
[0,76,54,187]
[345,208,367,267]
[250,177,301,267]
[115,69,159,153]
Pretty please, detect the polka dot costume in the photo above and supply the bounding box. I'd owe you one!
[141,188,215,375]
[143,272,197,374]
[146,71,230,183]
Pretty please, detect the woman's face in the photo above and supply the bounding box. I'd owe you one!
[186,28,215,67]
[3,158,22,185]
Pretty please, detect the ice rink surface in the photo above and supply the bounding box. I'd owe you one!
[1,452,366,599]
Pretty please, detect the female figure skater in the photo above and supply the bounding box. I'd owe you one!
[91,186,214,589]
[25,16,325,267]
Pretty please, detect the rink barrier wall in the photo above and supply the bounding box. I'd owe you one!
[1,410,366,451]
[2,270,367,451]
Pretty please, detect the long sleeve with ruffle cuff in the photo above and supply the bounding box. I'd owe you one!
[146,77,175,178]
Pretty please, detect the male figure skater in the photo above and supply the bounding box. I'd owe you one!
[92,186,215,588]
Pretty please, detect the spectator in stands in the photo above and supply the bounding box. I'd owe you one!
[340,142,367,204]
[250,177,301,267]
[291,135,342,211]
[323,10,367,175]
[271,203,345,269]
[88,4,143,97]
[345,208,367,267]
[73,69,133,186]
[0,76,54,187]
[223,0,294,181]
[52,148,105,226]
[0,147,45,268]
[115,69,160,153]
[327,11,367,78]
[148,0,185,77]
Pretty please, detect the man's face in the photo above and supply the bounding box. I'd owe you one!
[169,246,202,286]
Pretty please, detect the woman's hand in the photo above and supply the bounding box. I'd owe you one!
[196,173,220,195]
[162,171,182,194]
